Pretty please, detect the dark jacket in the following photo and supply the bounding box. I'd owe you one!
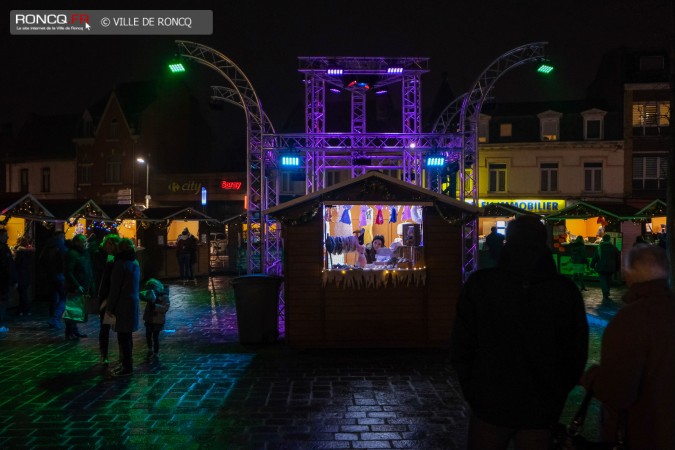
[592,241,619,273]
[0,242,17,291]
[450,240,589,428]
[65,245,93,295]
[13,245,35,287]
[105,249,140,333]
[591,279,675,449]
[569,240,588,265]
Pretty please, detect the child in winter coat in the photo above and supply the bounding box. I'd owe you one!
[140,278,170,358]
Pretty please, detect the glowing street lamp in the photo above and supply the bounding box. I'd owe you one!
[137,157,150,208]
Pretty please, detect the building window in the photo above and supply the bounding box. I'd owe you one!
[488,163,507,193]
[105,155,122,183]
[632,156,668,191]
[20,169,28,193]
[537,110,562,141]
[478,114,490,143]
[78,164,92,185]
[109,119,119,139]
[41,168,51,193]
[499,123,512,137]
[540,163,558,192]
[582,109,606,140]
[584,162,603,193]
[632,101,670,135]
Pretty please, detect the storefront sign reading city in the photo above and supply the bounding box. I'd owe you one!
[479,199,566,214]
[167,179,244,195]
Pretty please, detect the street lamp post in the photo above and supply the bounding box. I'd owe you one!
[137,157,150,208]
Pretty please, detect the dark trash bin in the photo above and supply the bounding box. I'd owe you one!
[231,274,283,344]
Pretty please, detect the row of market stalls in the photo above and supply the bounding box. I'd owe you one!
[0,194,228,288]
[477,198,668,275]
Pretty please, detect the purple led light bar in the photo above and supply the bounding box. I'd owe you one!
[387,67,403,74]
[326,68,343,75]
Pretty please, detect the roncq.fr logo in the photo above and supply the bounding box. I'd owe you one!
[15,13,90,26]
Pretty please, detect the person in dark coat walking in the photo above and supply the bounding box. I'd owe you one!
[104,238,140,377]
[484,226,505,268]
[451,215,589,450]
[569,235,588,291]
[13,236,35,316]
[591,234,620,300]
[97,234,121,366]
[582,244,675,449]
[64,234,93,340]
[41,231,68,330]
[0,229,17,332]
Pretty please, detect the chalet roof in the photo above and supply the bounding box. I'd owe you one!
[544,201,640,222]
[39,199,110,222]
[265,171,479,223]
[99,204,137,221]
[634,199,667,218]
[0,193,54,221]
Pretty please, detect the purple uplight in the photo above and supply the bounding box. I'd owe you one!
[326,68,343,76]
[375,89,388,95]
[329,88,341,94]
[387,67,403,74]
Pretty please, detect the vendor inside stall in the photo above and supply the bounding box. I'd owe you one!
[324,204,424,271]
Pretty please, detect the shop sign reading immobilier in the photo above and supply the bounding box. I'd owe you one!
[479,199,566,214]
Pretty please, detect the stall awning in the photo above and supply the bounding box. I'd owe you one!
[136,206,218,223]
[37,199,111,222]
[544,201,640,222]
[481,203,540,218]
[634,199,667,219]
[264,171,479,224]
[0,193,54,221]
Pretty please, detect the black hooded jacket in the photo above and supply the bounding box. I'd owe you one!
[450,239,589,428]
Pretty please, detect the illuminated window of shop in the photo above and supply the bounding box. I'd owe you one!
[538,111,561,141]
[478,114,490,143]
[19,169,28,193]
[488,163,507,193]
[632,101,670,135]
[582,109,606,140]
[540,163,558,192]
[632,156,668,191]
[499,123,512,137]
[584,162,602,193]
[105,154,121,183]
[78,163,92,185]
[41,167,51,193]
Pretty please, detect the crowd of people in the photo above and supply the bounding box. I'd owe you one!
[0,229,171,378]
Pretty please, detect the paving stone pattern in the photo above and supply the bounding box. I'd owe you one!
[0,276,623,449]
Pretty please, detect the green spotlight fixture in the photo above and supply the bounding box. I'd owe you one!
[537,60,554,74]
[168,62,186,73]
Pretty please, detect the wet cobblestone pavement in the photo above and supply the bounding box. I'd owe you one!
[0,276,624,449]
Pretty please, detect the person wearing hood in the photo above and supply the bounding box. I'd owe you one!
[175,227,197,285]
[450,215,588,449]
[582,244,675,449]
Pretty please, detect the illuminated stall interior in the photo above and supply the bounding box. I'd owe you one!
[0,193,54,246]
[545,201,640,277]
[634,199,667,243]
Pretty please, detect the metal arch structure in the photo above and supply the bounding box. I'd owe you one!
[456,41,548,276]
[210,86,276,135]
[176,40,281,275]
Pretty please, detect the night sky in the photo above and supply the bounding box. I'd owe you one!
[2,0,672,153]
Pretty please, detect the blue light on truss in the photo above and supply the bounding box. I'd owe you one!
[425,156,446,167]
[281,155,300,167]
